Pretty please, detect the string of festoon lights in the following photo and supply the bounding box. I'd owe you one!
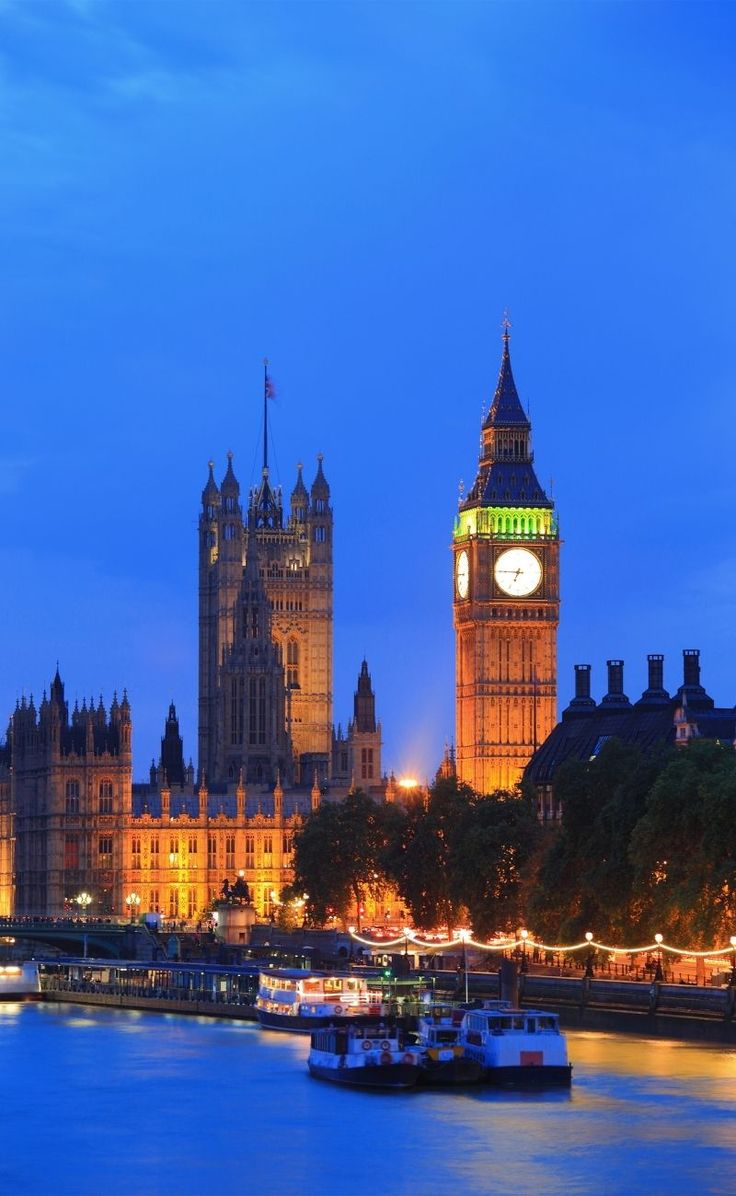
[347,927,736,959]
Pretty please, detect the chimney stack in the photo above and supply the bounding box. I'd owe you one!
[601,660,630,707]
[683,649,700,689]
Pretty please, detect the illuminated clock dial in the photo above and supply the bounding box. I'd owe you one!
[494,547,542,597]
[456,550,469,599]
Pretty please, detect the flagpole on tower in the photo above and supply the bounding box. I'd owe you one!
[263,357,269,473]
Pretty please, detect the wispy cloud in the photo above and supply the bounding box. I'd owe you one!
[0,455,37,494]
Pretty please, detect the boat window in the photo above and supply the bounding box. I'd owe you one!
[323,978,343,993]
[537,1016,558,1032]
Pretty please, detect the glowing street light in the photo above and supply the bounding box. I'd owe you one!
[76,892,92,915]
[519,927,529,974]
[125,892,141,922]
[458,929,471,1003]
[584,931,594,978]
[654,932,664,982]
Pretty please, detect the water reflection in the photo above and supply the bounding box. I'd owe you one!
[0,1008,733,1195]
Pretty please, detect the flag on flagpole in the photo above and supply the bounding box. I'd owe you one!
[265,374,276,399]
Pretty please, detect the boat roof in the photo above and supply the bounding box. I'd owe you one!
[259,967,326,979]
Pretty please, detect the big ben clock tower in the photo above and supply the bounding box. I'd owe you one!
[453,321,559,793]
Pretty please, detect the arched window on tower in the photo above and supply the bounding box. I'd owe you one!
[287,640,300,688]
[65,780,80,814]
[99,780,113,814]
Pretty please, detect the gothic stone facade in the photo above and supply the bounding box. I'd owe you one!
[1,667,389,921]
[199,452,333,788]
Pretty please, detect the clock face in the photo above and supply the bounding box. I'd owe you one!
[494,547,542,597]
[456,550,469,599]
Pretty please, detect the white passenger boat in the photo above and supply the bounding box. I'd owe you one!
[461,1005,572,1087]
[255,968,383,1032]
[0,962,41,1000]
[308,1022,420,1090]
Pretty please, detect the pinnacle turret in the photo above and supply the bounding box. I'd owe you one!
[221,451,240,499]
[310,453,330,499]
[202,460,220,506]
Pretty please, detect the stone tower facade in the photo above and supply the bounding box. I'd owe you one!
[198,392,333,786]
[9,670,132,915]
[453,326,559,793]
[332,660,382,788]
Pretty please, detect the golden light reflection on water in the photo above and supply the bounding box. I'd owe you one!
[3,1011,736,1196]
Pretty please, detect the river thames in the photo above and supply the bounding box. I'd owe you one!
[2,1003,735,1195]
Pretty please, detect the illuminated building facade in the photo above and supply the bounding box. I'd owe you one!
[0,664,391,921]
[453,324,560,793]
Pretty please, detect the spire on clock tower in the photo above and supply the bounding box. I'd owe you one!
[463,320,551,511]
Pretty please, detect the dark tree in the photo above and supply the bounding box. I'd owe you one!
[452,788,541,939]
[528,739,664,941]
[630,739,736,945]
[383,775,474,935]
[292,790,397,927]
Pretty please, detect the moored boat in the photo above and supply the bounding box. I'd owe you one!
[461,1005,572,1087]
[411,1007,484,1086]
[255,968,383,1032]
[308,1023,420,1090]
[0,962,41,1001]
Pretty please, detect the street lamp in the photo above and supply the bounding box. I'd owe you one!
[458,929,470,1003]
[654,932,664,982]
[76,892,92,917]
[519,927,529,974]
[125,892,141,922]
[584,931,594,978]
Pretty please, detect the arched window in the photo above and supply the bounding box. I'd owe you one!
[99,780,113,814]
[287,640,299,688]
[65,780,80,815]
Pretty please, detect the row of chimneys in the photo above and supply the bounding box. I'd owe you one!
[569,650,703,709]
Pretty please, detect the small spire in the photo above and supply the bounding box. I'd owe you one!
[311,453,329,497]
[221,451,239,495]
[484,317,529,429]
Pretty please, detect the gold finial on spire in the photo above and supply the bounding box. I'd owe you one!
[502,309,512,341]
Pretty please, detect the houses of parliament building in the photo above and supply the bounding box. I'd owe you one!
[0,433,388,920]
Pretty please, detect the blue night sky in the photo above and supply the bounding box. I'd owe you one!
[2,1,735,781]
